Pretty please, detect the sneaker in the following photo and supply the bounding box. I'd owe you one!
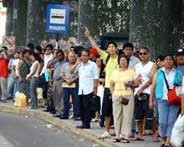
[100,131,111,139]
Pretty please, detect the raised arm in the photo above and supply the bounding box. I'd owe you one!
[84,29,102,55]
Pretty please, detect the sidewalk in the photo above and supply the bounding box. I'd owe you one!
[0,103,160,147]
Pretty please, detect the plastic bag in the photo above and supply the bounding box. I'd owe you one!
[171,114,184,147]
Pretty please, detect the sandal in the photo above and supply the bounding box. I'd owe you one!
[152,136,160,142]
[112,137,121,142]
[121,138,130,143]
[136,137,144,141]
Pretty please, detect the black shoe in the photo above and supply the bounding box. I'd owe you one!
[99,119,104,127]
[76,125,90,129]
[53,114,62,118]
[43,109,50,112]
[59,116,68,119]
[50,111,56,114]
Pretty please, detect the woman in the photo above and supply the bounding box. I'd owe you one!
[17,49,32,100]
[110,55,139,143]
[150,55,182,147]
[26,52,41,109]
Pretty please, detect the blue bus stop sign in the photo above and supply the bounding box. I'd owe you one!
[45,4,70,33]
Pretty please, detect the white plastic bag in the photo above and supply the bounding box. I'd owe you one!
[171,114,184,147]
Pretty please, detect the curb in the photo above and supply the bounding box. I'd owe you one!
[0,104,116,147]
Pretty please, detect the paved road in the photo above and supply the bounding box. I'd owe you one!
[0,112,100,147]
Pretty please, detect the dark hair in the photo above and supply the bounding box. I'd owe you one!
[81,49,90,56]
[123,42,133,50]
[31,52,42,63]
[35,45,43,54]
[46,44,54,50]
[27,43,35,50]
[22,49,30,55]
[156,55,164,62]
[164,54,177,66]
[139,47,149,53]
[56,49,65,56]
[118,55,129,68]
[107,41,117,48]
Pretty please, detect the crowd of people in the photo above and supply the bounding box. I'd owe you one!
[0,29,184,147]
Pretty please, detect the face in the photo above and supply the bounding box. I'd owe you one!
[156,58,164,68]
[14,53,19,59]
[29,55,35,61]
[24,51,30,59]
[119,57,128,68]
[123,47,133,57]
[96,58,102,67]
[107,43,117,55]
[81,51,89,63]
[68,52,76,63]
[45,47,52,55]
[176,54,184,64]
[57,52,64,61]
[164,56,175,68]
[139,48,149,62]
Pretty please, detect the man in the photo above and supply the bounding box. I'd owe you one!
[175,48,184,116]
[123,42,140,68]
[72,49,98,129]
[85,29,119,137]
[134,47,157,141]
[122,42,140,139]
[48,50,65,116]
[61,51,79,120]
[0,49,9,103]
[41,44,54,112]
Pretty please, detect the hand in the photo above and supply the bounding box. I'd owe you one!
[136,89,143,96]
[84,27,91,37]
[67,80,72,85]
[149,100,154,109]
[26,75,30,80]
[18,77,22,82]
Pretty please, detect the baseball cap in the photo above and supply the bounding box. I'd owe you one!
[176,48,184,55]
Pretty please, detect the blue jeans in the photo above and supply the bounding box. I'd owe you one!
[157,100,180,137]
[7,75,15,99]
[30,77,40,109]
[63,88,79,118]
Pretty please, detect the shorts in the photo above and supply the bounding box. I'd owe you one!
[134,93,154,121]
[102,88,113,117]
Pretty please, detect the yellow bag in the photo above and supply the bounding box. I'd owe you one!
[14,92,27,107]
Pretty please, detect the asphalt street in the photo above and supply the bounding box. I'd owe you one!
[0,112,100,147]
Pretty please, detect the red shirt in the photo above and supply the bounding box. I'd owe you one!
[0,59,9,78]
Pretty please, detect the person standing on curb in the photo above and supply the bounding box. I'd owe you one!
[61,51,79,120]
[48,50,65,116]
[85,29,119,138]
[71,49,98,129]
[134,47,158,141]
[0,49,9,103]
[122,42,140,139]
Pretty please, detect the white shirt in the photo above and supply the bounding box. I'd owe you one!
[41,54,53,74]
[30,61,40,77]
[162,68,175,100]
[134,61,154,94]
[128,55,140,69]
[78,60,98,95]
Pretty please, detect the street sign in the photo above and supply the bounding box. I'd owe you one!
[45,4,70,33]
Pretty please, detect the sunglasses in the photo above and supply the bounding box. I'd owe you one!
[139,52,147,55]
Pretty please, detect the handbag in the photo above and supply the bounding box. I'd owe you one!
[119,96,129,105]
[162,71,181,105]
